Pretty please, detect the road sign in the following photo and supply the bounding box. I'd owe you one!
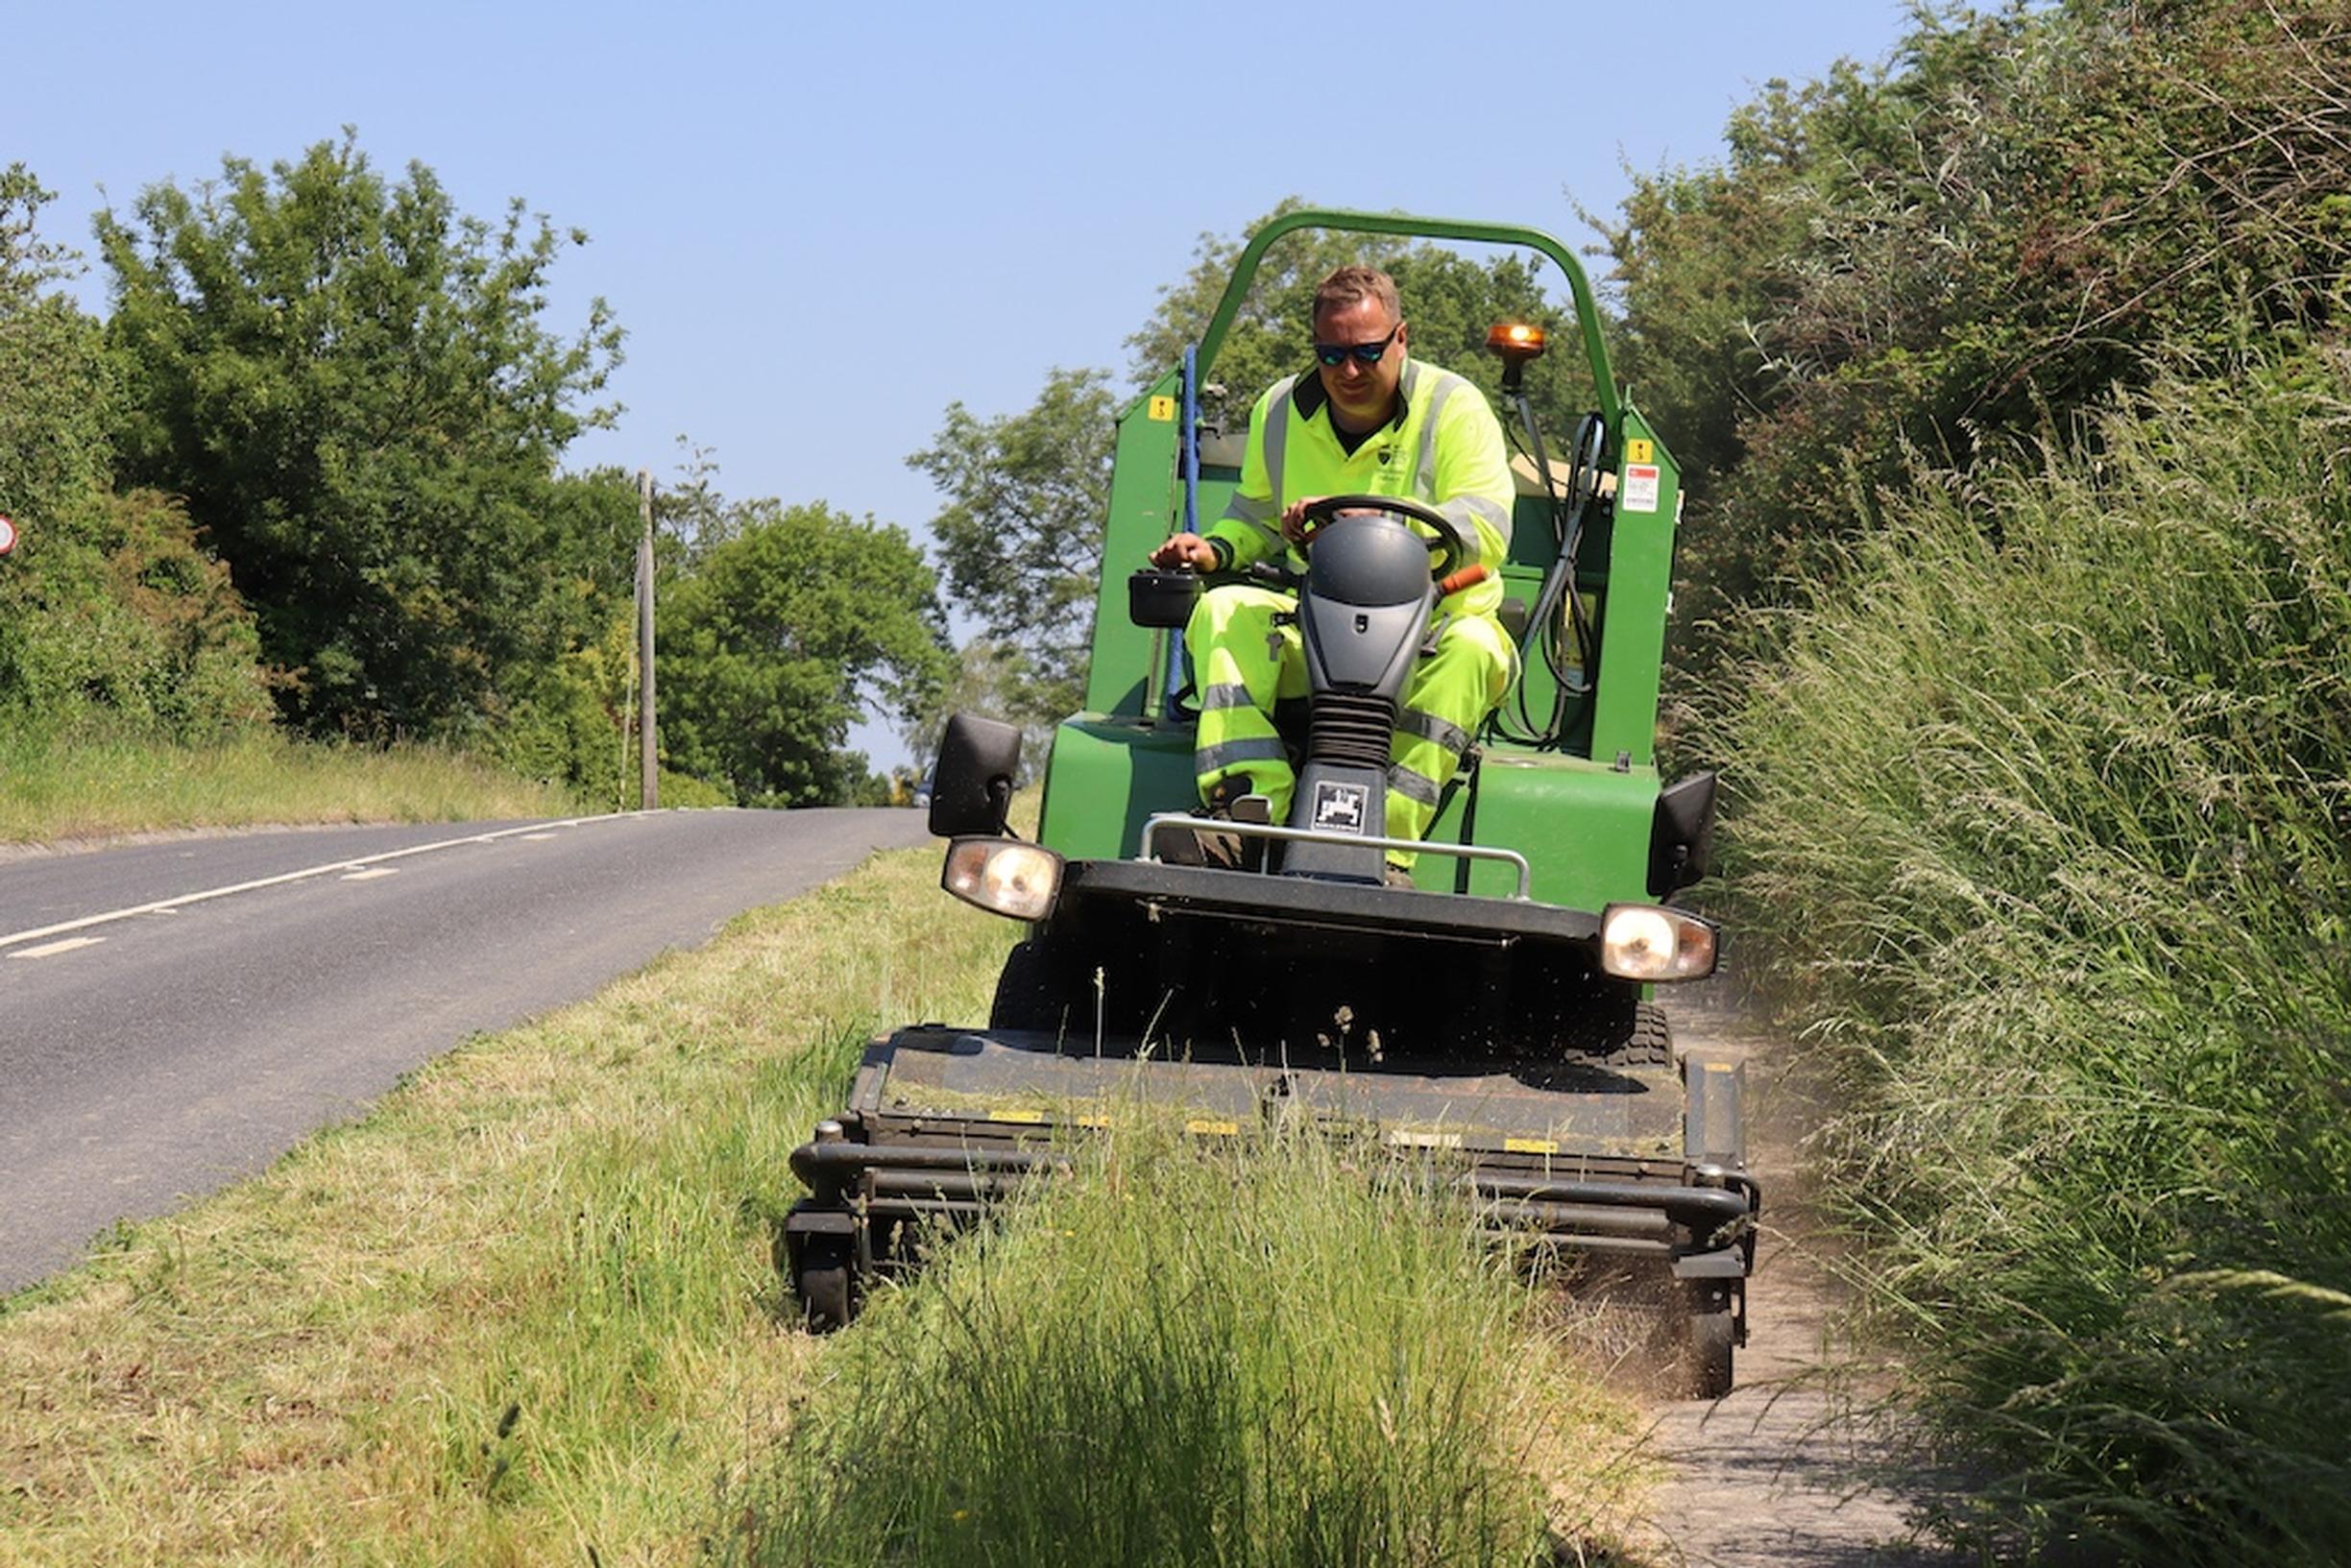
[0,515,15,556]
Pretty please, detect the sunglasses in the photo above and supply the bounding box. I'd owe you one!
[1312,324,1401,367]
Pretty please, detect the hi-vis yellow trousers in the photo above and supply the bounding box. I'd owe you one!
[1183,584,1513,862]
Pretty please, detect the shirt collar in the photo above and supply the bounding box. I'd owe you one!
[1291,358,1418,430]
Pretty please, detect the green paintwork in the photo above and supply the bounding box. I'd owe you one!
[1043,209,1687,917]
[1081,366,1186,718]
[1036,713,1197,860]
[1418,752,1657,907]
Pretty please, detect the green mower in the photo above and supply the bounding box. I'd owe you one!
[781,209,1755,1396]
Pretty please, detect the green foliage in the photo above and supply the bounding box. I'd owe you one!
[0,163,273,744]
[655,499,951,806]
[0,166,112,525]
[1606,0,2351,637]
[897,636,1054,783]
[1709,353,2351,1562]
[0,489,274,740]
[738,1122,1624,1566]
[907,367,1117,722]
[1612,13,2351,1552]
[98,131,629,741]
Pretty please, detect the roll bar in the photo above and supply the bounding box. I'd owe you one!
[1190,208,1621,429]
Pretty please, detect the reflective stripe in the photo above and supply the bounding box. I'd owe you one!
[1196,736,1290,772]
[1414,373,1462,498]
[1442,493,1514,553]
[1388,763,1442,808]
[1395,709,1471,757]
[1217,510,1283,556]
[1223,493,1275,523]
[1200,682,1256,711]
[1264,375,1297,503]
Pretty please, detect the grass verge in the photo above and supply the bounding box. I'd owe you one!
[0,726,582,846]
[0,844,1009,1564]
[0,833,1653,1564]
[738,1122,1646,1567]
[1708,350,2351,1563]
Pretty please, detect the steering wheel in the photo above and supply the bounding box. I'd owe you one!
[1294,494,1471,585]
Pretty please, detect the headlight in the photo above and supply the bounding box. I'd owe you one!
[942,837,1065,922]
[1599,903,1718,981]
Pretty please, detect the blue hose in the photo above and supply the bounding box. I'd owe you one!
[1168,347,1200,710]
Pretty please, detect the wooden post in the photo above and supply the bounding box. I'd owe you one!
[638,469,658,811]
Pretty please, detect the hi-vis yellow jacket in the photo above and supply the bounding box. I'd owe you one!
[1202,358,1514,617]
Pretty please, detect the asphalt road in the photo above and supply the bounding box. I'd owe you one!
[0,808,932,1294]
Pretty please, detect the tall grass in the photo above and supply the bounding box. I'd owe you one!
[1709,350,2351,1562]
[734,1122,1640,1567]
[0,723,581,843]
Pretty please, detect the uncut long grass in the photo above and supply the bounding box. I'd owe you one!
[1709,351,2351,1563]
[0,723,579,843]
[734,1123,1636,1568]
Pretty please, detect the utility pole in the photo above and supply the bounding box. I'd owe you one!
[637,469,658,811]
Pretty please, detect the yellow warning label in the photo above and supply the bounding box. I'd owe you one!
[1503,1137,1560,1155]
[989,1108,1047,1124]
[1626,439,1654,465]
[1185,1118,1240,1137]
[1148,396,1177,422]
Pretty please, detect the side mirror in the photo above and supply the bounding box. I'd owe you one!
[928,713,1023,838]
[1648,770,1718,898]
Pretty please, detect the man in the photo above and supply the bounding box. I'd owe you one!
[1151,265,1516,878]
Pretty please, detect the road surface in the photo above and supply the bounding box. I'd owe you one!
[0,808,929,1293]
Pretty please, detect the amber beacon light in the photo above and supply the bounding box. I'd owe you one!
[1485,321,1547,369]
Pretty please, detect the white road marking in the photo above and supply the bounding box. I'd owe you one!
[10,936,106,960]
[519,832,559,841]
[340,868,399,882]
[0,812,664,954]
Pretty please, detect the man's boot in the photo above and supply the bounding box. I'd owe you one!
[1177,780,1270,871]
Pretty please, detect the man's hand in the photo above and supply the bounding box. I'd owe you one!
[1280,495,1377,543]
[1151,533,1220,570]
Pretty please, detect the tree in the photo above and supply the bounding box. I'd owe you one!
[655,499,952,806]
[0,164,270,739]
[897,636,1054,784]
[1601,0,2351,642]
[98,131,627,740]
[907,367,1116,722]
[0,164,112,547]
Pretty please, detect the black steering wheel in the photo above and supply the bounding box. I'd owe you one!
[1294,494,1470,584]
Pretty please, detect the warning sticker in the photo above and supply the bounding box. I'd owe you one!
[1623,463,1661,515]
[1147,396,1176,422]
[1625,438,1653,465]
[1310,781,1369,834]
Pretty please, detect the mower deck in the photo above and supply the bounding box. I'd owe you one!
[782,1022,1757,1312]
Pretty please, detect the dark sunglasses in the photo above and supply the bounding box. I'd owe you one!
[1312,324,1401,367]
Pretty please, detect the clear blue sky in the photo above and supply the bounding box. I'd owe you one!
[13,1,1916,764]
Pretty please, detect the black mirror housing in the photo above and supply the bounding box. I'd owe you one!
[1128,567,1202,629]
[928,713,1023,838]
[1648,770,1718,898]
